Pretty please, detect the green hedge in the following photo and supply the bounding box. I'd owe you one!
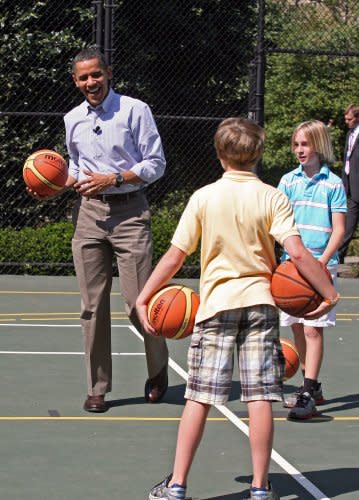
[0,191,200,276]
[1,190,357,276]
[0,221,74,275]
[151,191,200,271]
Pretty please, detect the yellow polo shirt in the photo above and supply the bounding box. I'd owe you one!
[171,170,300,322]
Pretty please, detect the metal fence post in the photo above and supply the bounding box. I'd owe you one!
[92,0,103,50]
[104,0,115,66]
[255,0,266,129]
[253,0,266,176]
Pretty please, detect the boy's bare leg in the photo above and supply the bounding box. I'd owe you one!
[292,324,324,379]
[303,326,323,380]
[292,323,306,371]
[247,400,274,489]
[170,400,211,486]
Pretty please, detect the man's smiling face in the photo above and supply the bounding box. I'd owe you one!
[72,57,113,107]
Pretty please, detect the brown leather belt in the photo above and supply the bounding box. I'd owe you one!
[95,190,143,203]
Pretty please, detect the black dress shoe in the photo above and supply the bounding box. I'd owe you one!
[83,395,108,413]
[144,365,168,403]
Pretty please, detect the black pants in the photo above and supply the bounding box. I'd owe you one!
[338,197,359,263]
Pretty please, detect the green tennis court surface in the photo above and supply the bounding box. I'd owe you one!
[0,275,358,500]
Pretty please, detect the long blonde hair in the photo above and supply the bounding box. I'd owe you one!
[292,120,335,165]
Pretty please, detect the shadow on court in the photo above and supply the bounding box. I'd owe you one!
[233,468,359,500]
[197,467,359,499]
[107,384,187,408]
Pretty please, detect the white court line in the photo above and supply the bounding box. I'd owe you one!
[0,324,127,328]
[0,351,144,356]
[0,321,330,499]
[132,324,331,500]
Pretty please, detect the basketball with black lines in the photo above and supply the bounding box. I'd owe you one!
[280,337,300,380]
[271,260,331,317]
[147,284,200,339]
[23,149,68,197]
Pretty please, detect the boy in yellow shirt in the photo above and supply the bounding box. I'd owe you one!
[136,117,338,500]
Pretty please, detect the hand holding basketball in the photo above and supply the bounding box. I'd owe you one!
[23,149,68,198]
[147,284,200,339]
[271,260,332,317]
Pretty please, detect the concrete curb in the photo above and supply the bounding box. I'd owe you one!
[338,256,359,278]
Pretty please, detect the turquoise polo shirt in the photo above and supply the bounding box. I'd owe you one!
[277,164,347,266]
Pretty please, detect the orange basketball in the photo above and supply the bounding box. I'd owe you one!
[147,284,200,339]
[271,260,331,317]
[280,337,300,380]
[23,149,68,197]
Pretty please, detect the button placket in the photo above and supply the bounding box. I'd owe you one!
[91,109,103,160]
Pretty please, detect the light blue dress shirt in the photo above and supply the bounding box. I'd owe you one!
[64,88,166,193]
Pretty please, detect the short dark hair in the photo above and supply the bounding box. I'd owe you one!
[72,46,108,73]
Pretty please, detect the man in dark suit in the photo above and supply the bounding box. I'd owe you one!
[338,104,359,264]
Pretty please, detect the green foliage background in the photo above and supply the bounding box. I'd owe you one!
[263,0,359,184]
[0,1,92,227]
[0,0,358,274]
[0,192,201,276]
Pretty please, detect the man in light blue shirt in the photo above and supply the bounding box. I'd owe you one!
[64,46,169,412]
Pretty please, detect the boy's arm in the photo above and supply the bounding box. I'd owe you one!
[318,212,346,265]
[283,234,339,319]
[136,245,187,335]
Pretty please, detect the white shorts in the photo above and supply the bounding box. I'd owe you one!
[280,266,338,328]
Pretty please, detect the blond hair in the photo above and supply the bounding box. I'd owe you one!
[291,120,335,165]
[214,117,265,169]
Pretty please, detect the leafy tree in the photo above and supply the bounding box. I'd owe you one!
[263,0,359,182]
[0,1,93,227]
[0,1,260,227]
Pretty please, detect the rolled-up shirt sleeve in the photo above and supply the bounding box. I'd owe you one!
[129,103,166,184]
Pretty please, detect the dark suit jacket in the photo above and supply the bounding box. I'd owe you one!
[342,128,359,203]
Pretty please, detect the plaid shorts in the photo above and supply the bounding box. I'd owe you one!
[185,305,284,405]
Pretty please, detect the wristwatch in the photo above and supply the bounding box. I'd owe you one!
[114,173,124,187]
[324,293,340,306]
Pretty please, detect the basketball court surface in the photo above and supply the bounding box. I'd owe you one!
[0,274,358,500]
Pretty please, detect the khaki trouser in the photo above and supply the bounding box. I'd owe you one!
[72,193,168,396]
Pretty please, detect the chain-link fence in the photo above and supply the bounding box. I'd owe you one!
[0,0,358,274]
[262,0,359,182]
[110,1,259,203]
